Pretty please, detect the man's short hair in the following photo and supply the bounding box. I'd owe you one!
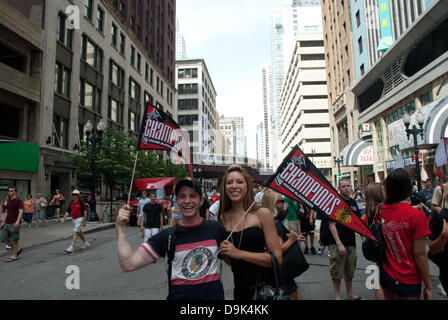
[149,191,157,197]
[8,186,17,192]
[383,168,412,204]
[338,178,351,188]
[175,179,202,197]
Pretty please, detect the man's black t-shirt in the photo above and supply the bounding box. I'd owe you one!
[199,198,210,219]
[329,198,361,247]
[142,202,163,228]
[141,219,226,300]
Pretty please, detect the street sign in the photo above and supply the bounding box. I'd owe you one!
[337,173,343,180]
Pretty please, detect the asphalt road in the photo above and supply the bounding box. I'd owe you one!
[1,226,445,300]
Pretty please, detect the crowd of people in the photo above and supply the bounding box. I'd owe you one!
[2,164,447,301]
[115,165,448,301]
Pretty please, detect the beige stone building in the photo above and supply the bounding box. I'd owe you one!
[320,0,365,188]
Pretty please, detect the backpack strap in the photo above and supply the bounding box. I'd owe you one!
[166,224,178,300]
[374,203,383,224]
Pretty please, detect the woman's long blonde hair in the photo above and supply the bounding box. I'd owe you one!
[364,183,384,221]
[260,189,280,218]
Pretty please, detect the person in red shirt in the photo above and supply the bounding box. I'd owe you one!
[210,189,220,205]
[62,190,89,253]
[380,168,433,300]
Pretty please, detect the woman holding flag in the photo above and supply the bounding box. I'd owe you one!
[218,165,282,300]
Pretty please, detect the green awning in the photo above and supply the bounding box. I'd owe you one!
[0,141,39,173]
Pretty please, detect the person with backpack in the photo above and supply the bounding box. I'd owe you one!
[116,179,227,300]
[379,169,432,300]
[61,190,89,253]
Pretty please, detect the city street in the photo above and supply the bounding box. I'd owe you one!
[1,226,445,300]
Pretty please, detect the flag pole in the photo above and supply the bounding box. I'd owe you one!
[127,150,139,205]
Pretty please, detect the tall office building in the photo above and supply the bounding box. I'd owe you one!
[321,0,362,187]
[280,33,332,180]
[176,17,187,60]
[176,58,218,161]
[260,64,274,170]
[218,116,247,159]
[270,1,322,169]
[0,0,176,199]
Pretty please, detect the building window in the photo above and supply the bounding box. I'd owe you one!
[178,84,198,94]
[178,99,198,110]
[119,33,125,55]
[360,63,365,76]
[300,54,325,60]
[129,111,136,131]
[129,78,140,101]
[57,13,73,49]
[109,60,124,89]
[80,80,101,112]
[54,62,71,98]
[84,0,93,20]
[130,45,135,66]
[145,63,149,81]
[150,68,154,86]
[355,10,360,28]
[144,91,153,105]
[119,1,126,17]
[358,37,363,54]
[178,68,198,79]
[420,90,434,106]
[96,7,104,32]
[82,36,103,73]
[52,114,69,149]
[110,98,118,122]
[111,24,117,46]
[137,53,141,72]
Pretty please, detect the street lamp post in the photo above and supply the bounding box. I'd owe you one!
[333,156,343,174]
[84,119,105,221]
[403,110,425,193]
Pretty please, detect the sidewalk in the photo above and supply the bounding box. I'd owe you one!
[0,218,115,257]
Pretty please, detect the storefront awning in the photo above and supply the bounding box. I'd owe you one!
[423,96,448,145]
[0,141,39,172]
[342,135,374,166]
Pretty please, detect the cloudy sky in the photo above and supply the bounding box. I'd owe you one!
[176,0,290,159]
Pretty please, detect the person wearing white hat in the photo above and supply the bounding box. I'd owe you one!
[62,190,89,253]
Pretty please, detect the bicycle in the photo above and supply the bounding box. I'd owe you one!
[101,205,116,223]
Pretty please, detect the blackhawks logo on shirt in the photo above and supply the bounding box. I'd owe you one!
[181,247,213,279]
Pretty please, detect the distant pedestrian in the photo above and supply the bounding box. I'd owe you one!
[299,203,315,255]
[62,190,89,253]
[169,191,182,226]
[34,193,47,228]
[354,189,365,216]
[1,195,12,250]
[0,187,23,262]
[49,189,64,223]
[200,193,210,219]
[137,191,151,227]
[209,200,220,221]
[210,189,220,205]
[23,194,34,228]
[140,192,163,242]
[418,179,434,217]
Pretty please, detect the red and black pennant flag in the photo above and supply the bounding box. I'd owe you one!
[137,103,193,179]
[265,145,376,241]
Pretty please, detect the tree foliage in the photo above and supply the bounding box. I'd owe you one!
[71,128,188,191]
